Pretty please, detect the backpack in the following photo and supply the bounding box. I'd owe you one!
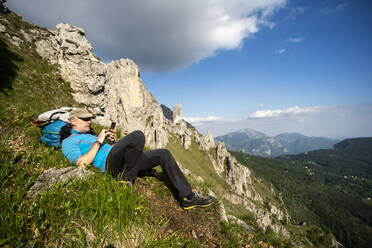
[34,107,75,148]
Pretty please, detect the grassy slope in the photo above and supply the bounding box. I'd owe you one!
[0,11,297,247]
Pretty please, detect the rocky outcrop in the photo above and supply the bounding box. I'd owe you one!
[27,167,93,197]
[200,131,215,151]
[227,215,254,232]
[35,23,106,115]
[0,22,5,33]
[34,23,168,148]
[172,103,182,124]
[219,202,228,222]
[224,193,289,237]
[213,141,255,199]
[0,19,23,47]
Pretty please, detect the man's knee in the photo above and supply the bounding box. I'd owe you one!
[130,130,145,143]
[158,148,170,155]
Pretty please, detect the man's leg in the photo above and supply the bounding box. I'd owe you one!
[125,149,193,199]
[106,131,214,209]
[105,130,145,179]
[129,150,214,209]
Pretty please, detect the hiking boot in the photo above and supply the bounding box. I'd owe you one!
[182,192,215,210]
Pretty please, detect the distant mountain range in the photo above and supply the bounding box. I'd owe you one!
[215,128,339,157]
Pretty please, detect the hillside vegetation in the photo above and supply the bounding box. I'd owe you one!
[0,11,299,247]
[231,138,372,248]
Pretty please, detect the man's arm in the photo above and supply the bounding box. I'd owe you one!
[76,129,108,168]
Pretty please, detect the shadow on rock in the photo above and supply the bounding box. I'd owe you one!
[0,38,23,95]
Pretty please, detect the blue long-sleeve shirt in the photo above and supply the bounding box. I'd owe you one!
[62,129,112,171]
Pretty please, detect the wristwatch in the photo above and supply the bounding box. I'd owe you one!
[94,140,103,148]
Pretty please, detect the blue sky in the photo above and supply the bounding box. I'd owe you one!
[143,0,372,138]
[8,0,372,138]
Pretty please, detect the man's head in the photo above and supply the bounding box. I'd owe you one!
[69,108,94,132]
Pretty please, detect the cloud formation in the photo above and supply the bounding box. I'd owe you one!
[195,104,372,139]
[249,105,320,118]
[8,0,287,72]
[277,49,286,54]
[285,6,308,20]
[286,37,304,43]
[320,2,349,15]
[184,116,224,126]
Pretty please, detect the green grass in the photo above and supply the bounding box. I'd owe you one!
[166,133,231,193]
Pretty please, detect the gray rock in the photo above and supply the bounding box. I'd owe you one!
[224,193,289,237]
[219,202,228,222]
[200,131,215,151]
[27,166,93,197]
[20,29,33,42]
[182,134,191,150]
[227,215,254,232]
[0,23,5,32]
[172,103,182,124]
[5,34,22,47]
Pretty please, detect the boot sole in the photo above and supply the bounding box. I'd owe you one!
[183,201,214,210]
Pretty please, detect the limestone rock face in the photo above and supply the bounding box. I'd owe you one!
[34,23,168,148]
[182,134,192,150]
[224,193,289,237]
[0,23,5,33]
[214,141,252,196]
[200,131,215,151]
[227,161,253,197]
[172,103,182,124]
[35,23,106,115]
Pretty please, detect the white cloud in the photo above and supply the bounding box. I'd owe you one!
[184,116,224,126]
[336,3,349,11]
[196,104,372,139]
[320,2,349,15]
[277,49,286,54]
[249,105,321,118]
[286,37,304,43]
[285,6,308,20]
[8,0,287,72]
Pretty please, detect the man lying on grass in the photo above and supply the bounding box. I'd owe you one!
[60,108,214,210]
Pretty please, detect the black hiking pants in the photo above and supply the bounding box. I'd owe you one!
[105,130,192,199]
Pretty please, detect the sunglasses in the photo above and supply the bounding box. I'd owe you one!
[78,117,93,122]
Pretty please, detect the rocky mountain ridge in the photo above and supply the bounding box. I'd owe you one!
[216,128,339,157]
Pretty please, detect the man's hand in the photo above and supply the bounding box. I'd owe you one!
[79,163,87,169]
[97,128,116,144]
[97,129,108,144]
[106,128,117,143]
